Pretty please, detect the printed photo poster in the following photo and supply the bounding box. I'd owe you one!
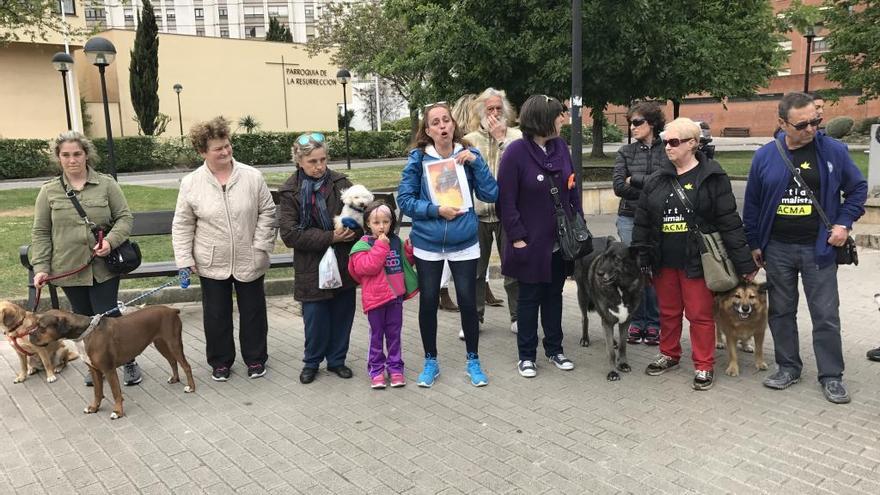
[423,158,473,211]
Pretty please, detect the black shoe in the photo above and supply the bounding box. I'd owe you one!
[247,363,267,379]
[212,366,230,382]
[327,365,353,379]
[762,369,799,390]
[693,369,714,391]
[299,367,318,384]
[821,378,851,404]
[867,347,880,362]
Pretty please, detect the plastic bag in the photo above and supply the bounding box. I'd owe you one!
[318,246,342,289]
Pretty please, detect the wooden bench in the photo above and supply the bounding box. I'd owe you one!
[721,127,751,137]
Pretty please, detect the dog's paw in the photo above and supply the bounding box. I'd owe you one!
[167,376,179,384]
[725,365,740,377]
[84,405,98,414]
[607,371,620,381]
[579,336,590,347]
[184,385,194,393]
[13,374,26,384]
[715,341,726,350]
[756,361,768,371]
[739,341,755,353]
[46,375,57,383]
[110,411,121,420]
[53,364,66,373]
[617,362,631,373]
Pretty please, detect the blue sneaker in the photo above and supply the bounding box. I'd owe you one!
[417,356,440,388]
[466,353,488,387]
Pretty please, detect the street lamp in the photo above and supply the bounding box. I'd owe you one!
[803,25,817,93]
[83,36,118,180]
[336,68,352,170]
[51,52,74,130]
[173,83,184,137]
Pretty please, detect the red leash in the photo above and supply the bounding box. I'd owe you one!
[31,230,103,311]
[6,319,38,357]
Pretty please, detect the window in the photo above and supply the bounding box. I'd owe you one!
[306,34,315,42]
[124,9,133,20]
[220,28,229,38]
[167,9,176,20]
[195,8,204,19]
[244,6,264,17]
[812,37,829,53]
[811,65,827,73]
[218,8,228,19]
[304,5,314,20]
[60,0,76,15]
[84,8,105,20]
[777,68,792,76]
[268,6,288,17]
[196,28,205,36]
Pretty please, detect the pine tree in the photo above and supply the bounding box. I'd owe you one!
[266,17,292,42]
[129,0,160,135]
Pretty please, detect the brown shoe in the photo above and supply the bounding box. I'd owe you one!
[439,288,459,312]
[485,285,504,307]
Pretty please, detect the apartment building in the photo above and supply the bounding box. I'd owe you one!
[81,0,343,42]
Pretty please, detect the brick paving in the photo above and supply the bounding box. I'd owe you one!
[3,224,880,493]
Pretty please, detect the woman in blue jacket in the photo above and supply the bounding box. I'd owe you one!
[397,101,499,388]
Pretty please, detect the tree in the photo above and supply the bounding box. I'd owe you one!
[238,115,261,133]
[354,77,406,130]
[129,0,160,135]
[338,109,355,131]
[822,1,880,103]
[0,1,89,43]
[266,17,292,42]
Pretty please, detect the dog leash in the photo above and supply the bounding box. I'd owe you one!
[5,317,38,357]
[31,230,103,311]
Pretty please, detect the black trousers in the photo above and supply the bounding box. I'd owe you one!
[200,275,269,369]
[62,277,120,317]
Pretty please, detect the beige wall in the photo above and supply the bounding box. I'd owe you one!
[77,30,347,138]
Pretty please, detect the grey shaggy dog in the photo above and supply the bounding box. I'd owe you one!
[574,237,644,381]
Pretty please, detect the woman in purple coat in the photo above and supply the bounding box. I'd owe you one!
[497,95,583,378]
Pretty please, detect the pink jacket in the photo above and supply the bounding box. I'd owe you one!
[348,237,417,313]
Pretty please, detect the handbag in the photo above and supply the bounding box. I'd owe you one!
[547,175,593,261]
[61,175,142,274]
[773,140,858,266]
[669,178,739,292]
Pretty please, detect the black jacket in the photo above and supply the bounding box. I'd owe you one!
[631,152,756,278]
[612,139,668,217]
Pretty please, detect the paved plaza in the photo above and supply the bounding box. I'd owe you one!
[2,238,880,493]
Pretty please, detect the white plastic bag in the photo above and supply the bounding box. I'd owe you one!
[318,246,342,289]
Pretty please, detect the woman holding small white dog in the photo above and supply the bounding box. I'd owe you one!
[278,132,361,385]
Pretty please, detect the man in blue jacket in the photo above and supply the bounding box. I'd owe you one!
[743,92,867,404]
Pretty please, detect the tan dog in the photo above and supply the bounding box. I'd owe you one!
[714,281,769,377]
[30,305,195,419]
[1,301,78,384]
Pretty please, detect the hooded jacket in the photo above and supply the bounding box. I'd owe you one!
[497,136,583,284]
[631,152,756,278]
[348,235,418,313]
[397,144,499,253]
[743,133,867,268]
[612,139,668,217]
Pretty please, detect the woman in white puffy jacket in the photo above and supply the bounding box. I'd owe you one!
[172,117,276,382]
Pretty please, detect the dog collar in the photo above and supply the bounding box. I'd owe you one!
[6,333,34,357]
[73,314,104,342]
[349,205,366,213]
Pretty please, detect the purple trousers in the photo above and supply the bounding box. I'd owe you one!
[367,298,404,377]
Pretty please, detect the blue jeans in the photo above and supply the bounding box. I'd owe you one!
[764,240,843,382]
[301,288,356,369]
[415,257,479,356]
[616,215,660,329]
[516,251,566,361]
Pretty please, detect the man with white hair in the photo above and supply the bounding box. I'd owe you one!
[465,88,522,334]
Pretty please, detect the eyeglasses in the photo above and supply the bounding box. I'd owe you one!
[786,117,822,131]
[296,132,325,146]
[630,118,647,127]
[664,137,694,148]
[424,101,447,109]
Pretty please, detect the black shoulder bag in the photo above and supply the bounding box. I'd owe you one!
[773,140,858,266]
[547,174,593,261]
[60,176,142,274]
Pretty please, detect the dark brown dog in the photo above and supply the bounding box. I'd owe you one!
[714,281,769,377]
[1,301,78,384]
[30,305,195,419]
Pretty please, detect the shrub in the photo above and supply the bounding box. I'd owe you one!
[91,136,162,173]
[825,116,854,139]
[382,117,413,132]
[231,132,296,165]
[853,117,880,135]
[0,139,52,179]
[559,119,623,145]
[155,138,202,168]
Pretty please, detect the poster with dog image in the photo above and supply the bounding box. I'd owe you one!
[423,158,472,211]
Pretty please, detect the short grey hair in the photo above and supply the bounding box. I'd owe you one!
[470,87,517,131]
[291,132,328,163]
[51,130,98,167]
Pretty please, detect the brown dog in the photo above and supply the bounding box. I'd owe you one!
[30,305,195,419]
[1,301,78,384]
[714,281,769,377]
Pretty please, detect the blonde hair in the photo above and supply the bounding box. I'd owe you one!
[189,116,231,153]
[451,94,477,135]
[663,117,701,147]
[470,87,517,132]
[52,130,98,167]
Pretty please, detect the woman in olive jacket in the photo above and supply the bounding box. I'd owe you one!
[632,118,756,392]
[278,133,361,385]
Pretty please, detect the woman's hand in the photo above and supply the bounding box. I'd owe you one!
[189,266,198,275]
[513,240,527,249]
[33,272,49,289]
[455,149,476,166]
[93,239,111,257]
[743,270,758,282]
[332,227,357,244]
[438,206,465,221]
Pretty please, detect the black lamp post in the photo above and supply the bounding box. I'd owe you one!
[52,52,74,130]
[173,83,184,137]
[803,25,817,93]
[336,68,352,170]
[83,36,118,180]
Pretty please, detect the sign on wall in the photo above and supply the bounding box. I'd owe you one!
[285,68,337,86]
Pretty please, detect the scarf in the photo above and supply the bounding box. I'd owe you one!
[298,171,334,231]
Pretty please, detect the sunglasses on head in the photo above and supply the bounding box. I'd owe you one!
[664,137,694,148]
[787,117,822,131]
[296,132,325,146]
[424,101,447,109]
[630,118,647,127]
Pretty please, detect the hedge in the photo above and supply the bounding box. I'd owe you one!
[0,139,53,179]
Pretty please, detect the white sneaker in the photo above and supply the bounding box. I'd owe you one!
[510,321,518,334]
[458,328,465,340]
[517,360,537,378]
[549,354,575,371]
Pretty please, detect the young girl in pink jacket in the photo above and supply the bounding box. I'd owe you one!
[348,201,418,389]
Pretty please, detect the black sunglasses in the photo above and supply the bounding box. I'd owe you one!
[787,117,822,131]
[630,118,647,127]
[664,137,694,148]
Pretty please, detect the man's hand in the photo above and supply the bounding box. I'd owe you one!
[438,206,465,221]
[332,227,357,243]
[487,114,507,142]
[751,248,764,268]
[828,225,849,247]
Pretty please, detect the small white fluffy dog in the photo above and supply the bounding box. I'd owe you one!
[334,184,374,231]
